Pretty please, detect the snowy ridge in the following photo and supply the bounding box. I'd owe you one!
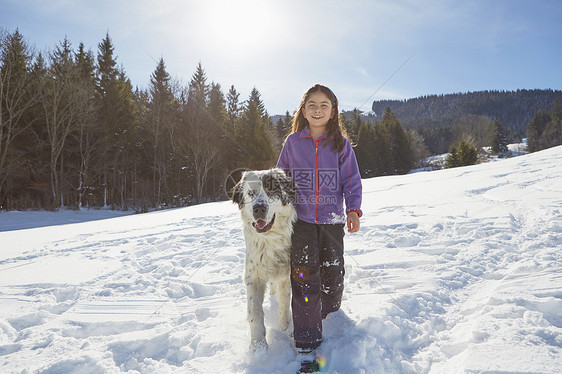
[1,146,561,373]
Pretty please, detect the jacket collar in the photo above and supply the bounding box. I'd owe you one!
[299,126,328,139]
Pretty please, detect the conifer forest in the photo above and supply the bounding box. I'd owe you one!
[1,29,561,211]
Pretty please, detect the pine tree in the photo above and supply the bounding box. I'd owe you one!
[381,107,414,174]
[235,87,275,169]
[283,111,293,134]
[356,122,376,177]
[150,58,172,103]
[188,62,209,111]
[131,87,153,212]
[114,67,138,209]
[27,51,50,207]
[75,42,96,82]
[347,109,363,145]
[445,144,460,168]
[96,33,117,107]
[226,84,241,131]
[275,117,285,142]
[247,86,266,114]
[223,84,242,177]
[538,99,562,150]
[0,29,39,208]
[148,57,175,205]
[95,33,137,209]
[372,122,391,175]
[208,82,227,128]
[207,82,228,200]
[355,119,391,177]
[95,32,118,207]
[526,110,551,152]
[491,120,508,155]
[458,139,478,165]
[354,107,415,177]
[446,139,478,168]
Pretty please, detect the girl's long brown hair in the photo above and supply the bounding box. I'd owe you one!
[291,84,349,152]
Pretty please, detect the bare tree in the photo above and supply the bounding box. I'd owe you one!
[178,64,223,204]
[41,38,92,208]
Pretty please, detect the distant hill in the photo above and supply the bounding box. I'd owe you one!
[372,89,562,135]
[369,89,562,154]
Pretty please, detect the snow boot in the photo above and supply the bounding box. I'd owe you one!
[297,348,320,373]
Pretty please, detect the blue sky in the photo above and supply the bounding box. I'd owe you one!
[2,0,561,115]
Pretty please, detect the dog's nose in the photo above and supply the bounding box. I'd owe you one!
[253,203,267,218]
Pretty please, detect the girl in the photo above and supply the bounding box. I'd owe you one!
[276,84,362,366]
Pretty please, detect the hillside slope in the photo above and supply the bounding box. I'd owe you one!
[372,89,562,135]
[1,146,561,373]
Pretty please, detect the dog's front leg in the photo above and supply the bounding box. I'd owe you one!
[277,276,291,331]
[246,278,267,350]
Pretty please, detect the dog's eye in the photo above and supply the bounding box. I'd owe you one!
[248,190,256,197]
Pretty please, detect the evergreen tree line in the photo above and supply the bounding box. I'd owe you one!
[343,108,423,178]
[6,28,552,211]
[0,30,278,211]
[0,29,431,211]
[345,107,512,174]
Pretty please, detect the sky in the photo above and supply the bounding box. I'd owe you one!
[1,0,562,115]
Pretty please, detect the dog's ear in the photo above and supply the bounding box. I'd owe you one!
[231,180,244,209]
[280,175,296,206]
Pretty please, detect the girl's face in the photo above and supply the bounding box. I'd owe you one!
[303,91,334,132]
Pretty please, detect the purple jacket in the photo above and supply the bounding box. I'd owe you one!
[276,126,363,224]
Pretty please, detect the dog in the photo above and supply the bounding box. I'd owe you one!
[231,168,296,350]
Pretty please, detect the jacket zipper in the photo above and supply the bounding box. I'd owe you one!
[314,136,327,224]
[315,139,320,223]
[303,132,327,224]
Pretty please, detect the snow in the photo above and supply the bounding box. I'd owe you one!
[1,146,561,373]
[0,208,134,232]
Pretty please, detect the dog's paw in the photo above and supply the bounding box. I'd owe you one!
[250,338,268,352]
[249,339,268,360]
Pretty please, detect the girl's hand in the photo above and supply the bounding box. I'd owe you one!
[347,211,360,233]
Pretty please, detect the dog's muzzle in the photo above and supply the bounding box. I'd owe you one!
[252,214,276,233]
[252,202,268,219]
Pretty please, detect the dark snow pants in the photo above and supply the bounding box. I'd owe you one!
[290,219,345,350]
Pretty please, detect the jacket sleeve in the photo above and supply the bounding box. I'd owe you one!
[339,140,363,217]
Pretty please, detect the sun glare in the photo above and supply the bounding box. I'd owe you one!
[199,0,283,56]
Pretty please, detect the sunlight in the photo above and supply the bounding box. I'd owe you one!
[198,0,282,56]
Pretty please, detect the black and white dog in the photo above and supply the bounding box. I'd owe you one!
[231,168,296,350]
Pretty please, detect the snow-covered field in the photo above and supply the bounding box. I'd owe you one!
[1,146,561,373]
